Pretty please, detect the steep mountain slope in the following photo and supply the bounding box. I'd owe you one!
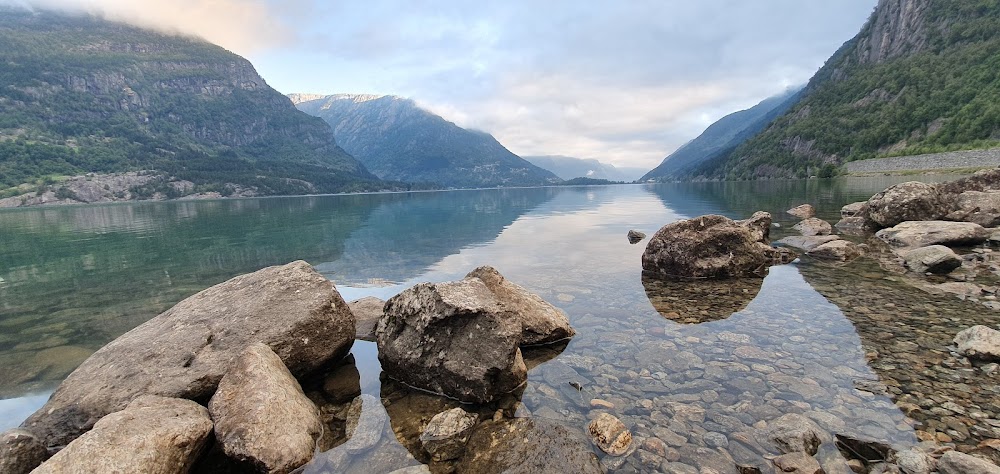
[0,8,380,199]
[295,94,561,188]
[699,0,1000,179]
[640,87,803,181]
[522,155,645,181]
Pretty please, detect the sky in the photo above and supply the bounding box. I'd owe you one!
[7,0,877,169]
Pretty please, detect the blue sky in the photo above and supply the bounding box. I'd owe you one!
[10,0,877,168]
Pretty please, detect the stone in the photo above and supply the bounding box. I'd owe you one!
[419,407,478,462]
[793,218,834,236]
[841,201,868,218]
[32,396,212,474]
[777,235,841,251]
[834,435,891,463]
[876,221,990,248]
[787,204,816,219]
[807,240,864,261]
[466,266,575,345]
[0,429,48,474]
[587,413,632,456]
[937,450,1000,474]
[342,394,388,454]
[867,181,947,228]
[773,452,823,474]
[642,212,796,280]
[902,245,963,274]
[349,296,385,342]
[643,275,762,324]
[954,325,1000,361]
[208,343,322,474]
[628,230,647,244]
[23,261,355,448]
[946,191,1000,227]
[758,413,828,456]
[456,418,602,474]
[321,356,362,404]
[892,448,932,474]
[835,217,876,234]
[377,278,527,403]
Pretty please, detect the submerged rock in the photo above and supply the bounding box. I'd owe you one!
[587,413,633,456]
[758,414,828,456]
[867,181,946,228]
[456,418,602,473]
[793,218,834,236]
[642,212,796,280]
[954,325,1000,361]
[32,396,212,474]
[787,204,816,219]
[22,261,355,448]
[419,407,478,462]
[467,266,575,345]
[902,245,962,274]
[876,221,990,248]
[628,229,647,244]
[208,343,322,474]
[0,429,48,474]
[772,452,823,474]
[349,296,385,342]
[807,240,864,261]
[643,275,762,324]
[835,216,877,235]
[777,235,841,251]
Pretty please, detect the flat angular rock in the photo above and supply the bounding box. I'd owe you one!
[349,297,385,342]
[588,413,633,456]
[457,418,602,474]
[902,245,962,274]
[0,429,48,474]
[946,190,1000,227]
[758,414,829,456]
[787,204,816,219]
[793,218,833,236]
[867,181,946,228]
[807,240,864,261]
[419,407,478,461]
[841,201,867,218]
[377,279,527,403]
[467,266,575,345]
[876,221,990,248]
[777,235,841,251]
[209,343,322,474]
[32,396,212,474]
[642,212,795,280]
[954,325,1000,361]
[22,261,355,448]
[937,450,1000,474]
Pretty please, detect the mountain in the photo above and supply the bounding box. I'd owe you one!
[0,8,381,202]
[523,155,646,182]
[697,0,1000,179]
[640,87,803,181]
[294,94,561,188]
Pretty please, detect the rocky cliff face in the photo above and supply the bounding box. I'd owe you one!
[851,0,932,65]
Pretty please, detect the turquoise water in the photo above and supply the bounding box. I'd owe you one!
[1,177,993,471]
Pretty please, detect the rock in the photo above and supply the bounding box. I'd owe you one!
[322,356,362,404]
[937,450,1000,474]
[867,181,946,228]
[32,396,212,474]
[777,235,841,251]
[807,239,864,261]
[773,452,823,474]
[758,414,828,456]
[946,191,1000,227]
[349,297,385,342]
[643,275,762,324]
[971,439,1000,466]
[377,279,527,403]
[892,448,932,474]
[0,429,48,474]
[642,212,796,280]
[902,245,962,274]
[876,221,990,248]
[23,261,355,448]
[834,434,892,463]
[841,201,868,218]
[954,325,1000,360]
[787,204,816,219]
[342,394,388,454]
[466,266,575,345]
[793,218,834,236]
[835,217,876,234]
[587,413,632,456]
[457,418,602,473]
[628,230,647,244]
[419,407,478,462]
[208,343,322,474]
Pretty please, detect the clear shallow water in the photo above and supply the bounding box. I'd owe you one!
[1,176,995,472]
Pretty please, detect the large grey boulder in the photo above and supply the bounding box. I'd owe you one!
[419,407,479,462]
[642,212,796,280]
[937,450,1000,474]
[793,218,833,236]
[32,396,212,474]
[902,245,962,274]
[377,279,527,403]
[757,413,829,456]
[466,266,575,345]
[349,297,385,342]
[954,325,1000,361]
[209,343,322,474]
[787,204,816,219]
[946,190,1000,227]
[866,181,947,228]
[22,261,356,448]
[876,221,991,248]
[0,429,48,474]
[456,418,602,474]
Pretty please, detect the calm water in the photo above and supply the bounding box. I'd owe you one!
[2,177,996,472]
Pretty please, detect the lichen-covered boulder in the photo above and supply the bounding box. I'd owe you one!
[466,266,574,345]
[866,181,947,228]
[22,261,355,448]
[642,212,795,280]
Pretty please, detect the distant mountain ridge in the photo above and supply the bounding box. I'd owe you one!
[523,155,645,182]
[641,87,803,181]
[294,94,561,188]
[0,8,382,200]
